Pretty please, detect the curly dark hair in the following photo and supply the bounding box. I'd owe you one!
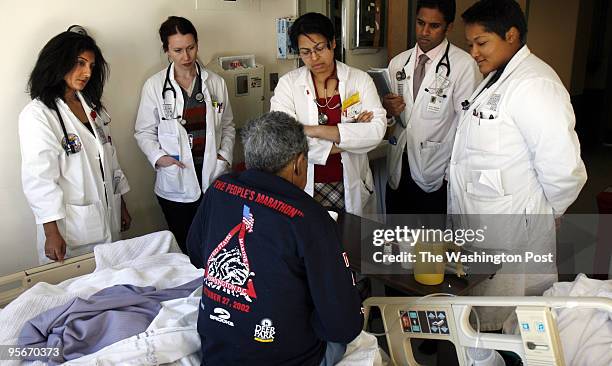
[28,31,108,110]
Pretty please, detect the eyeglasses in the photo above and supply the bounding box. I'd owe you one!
[298,42,330,58]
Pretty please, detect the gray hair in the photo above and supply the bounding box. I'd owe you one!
[241,111,309,174]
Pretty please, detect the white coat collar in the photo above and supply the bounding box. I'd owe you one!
[75,91,94,117]
[415,38,447,67]
[400,39,449,102]
[295,61,349,103]
[467,45,531,108]
[55,91,91,117]
[168,60,209,83]
[412,38,449,102]
[296,60,350,86]
[483,44,530,90]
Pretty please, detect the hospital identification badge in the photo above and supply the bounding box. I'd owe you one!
[485,93,502,112]
[342,92,362,120]
[425,74,450,113]
[427,95,443,113]
[61,133,82,154]
[94,122,109,144]
[162,103,173,119]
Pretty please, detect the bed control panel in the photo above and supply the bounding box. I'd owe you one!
[399,309,450,335]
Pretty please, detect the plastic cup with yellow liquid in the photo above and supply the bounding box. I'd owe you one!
[413,241,462,285]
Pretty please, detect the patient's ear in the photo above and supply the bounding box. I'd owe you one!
[294,153,308,190]
[295,153,307,176]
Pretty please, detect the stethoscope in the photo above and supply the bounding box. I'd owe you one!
[311,62,340,125]
[396,41,451,93]
[162,62,205,124]
[389,42,451,145]
[52,97,110,155]
[461,63,508,111]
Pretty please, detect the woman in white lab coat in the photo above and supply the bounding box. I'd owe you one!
[270,13,386,216]
[450,0,587,330]
[134,16,235,253]
[19,31,131,264]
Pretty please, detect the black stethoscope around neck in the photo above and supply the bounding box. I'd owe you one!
[460,63,508,111]
[395,41,451,95]
[52,95,108,156]
[162,62,205,121]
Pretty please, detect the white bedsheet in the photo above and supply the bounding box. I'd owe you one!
[544,274,612,366]
[0,231,202,366]
[64,294,202,366]
[0,231,384,365]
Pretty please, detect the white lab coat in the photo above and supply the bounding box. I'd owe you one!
[134,62,235,202]
[387,39,481,192]
[19,93,130,264]
[270,61,386,216]
[448,46,587,329]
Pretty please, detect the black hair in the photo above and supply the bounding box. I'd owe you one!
[462,0,527,44]
[417,0,456,25]
[28,31,108,110]
[159,16,198,52]
[288,12,335,52]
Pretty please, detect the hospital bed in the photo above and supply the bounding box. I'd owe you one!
[0,231,383,365]
[3,232,609,366]
[0,253,95,308]
[363,290,612,366]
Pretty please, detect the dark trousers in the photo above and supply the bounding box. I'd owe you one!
[386,153,447,215]
[157,195,202,254]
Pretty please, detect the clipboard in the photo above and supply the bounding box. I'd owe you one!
[368,68,405,128]
[367,68,392,97]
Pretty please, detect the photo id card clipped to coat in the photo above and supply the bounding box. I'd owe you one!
[342,92,362,120]
[426,74,450,113]
[427,95,443,113]
[94,121,109,144]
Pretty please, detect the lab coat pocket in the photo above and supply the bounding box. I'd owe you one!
[359,173,375,208]
[158,133,180,158]
[343,102,363,120]
[465,191,512,214]
[467,169,505,198]
[211,107,223,128]
[157,164,184,195]
[419,140,451,187]
[64,201,107,246]
[462,192,516,250]
[466,115,500,153]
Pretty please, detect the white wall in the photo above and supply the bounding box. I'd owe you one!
[0,0,298,277]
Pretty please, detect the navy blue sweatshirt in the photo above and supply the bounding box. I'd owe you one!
[187,169,363,366]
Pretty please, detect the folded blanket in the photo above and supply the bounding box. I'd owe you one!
[18,278,202,364]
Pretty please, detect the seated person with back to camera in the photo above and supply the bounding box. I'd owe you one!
[186,111,363,365]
